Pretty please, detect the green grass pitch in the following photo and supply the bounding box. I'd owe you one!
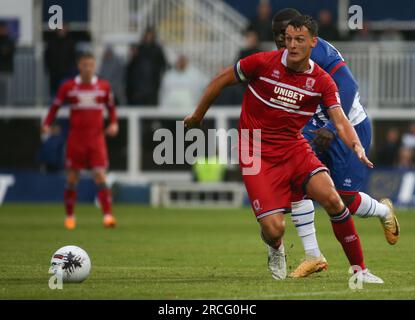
[0,204,414,299]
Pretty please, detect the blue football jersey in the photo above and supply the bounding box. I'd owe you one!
[309,38,367,130]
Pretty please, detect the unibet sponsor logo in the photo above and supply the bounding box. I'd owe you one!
[272,86,305,106]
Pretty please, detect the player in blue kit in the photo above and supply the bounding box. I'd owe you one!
[271,8,400,278]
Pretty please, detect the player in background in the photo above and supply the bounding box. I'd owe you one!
[42,52,118,230]
[271,8,400,278]
[185,15,383,283]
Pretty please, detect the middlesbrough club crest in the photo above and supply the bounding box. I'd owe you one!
[272,69,280,79]
[305,77,316,90]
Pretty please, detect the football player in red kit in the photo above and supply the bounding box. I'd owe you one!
[184,15,383,283]
[42,52,118,230]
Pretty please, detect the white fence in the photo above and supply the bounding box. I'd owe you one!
[2,107,415,182]
[336,42,415,108]
[8,41,415,108]
[91,0,248,75]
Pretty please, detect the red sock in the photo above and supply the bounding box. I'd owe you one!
[64,189,77,217]
[339,191,361,215]
[97,188,112,216]
[330,207,366,270]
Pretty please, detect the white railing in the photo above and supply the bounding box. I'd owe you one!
[89,0,131,39]
[335,42,415,108]
[90,0,248,76]
[2,107,415,182]
[10,41,415,108]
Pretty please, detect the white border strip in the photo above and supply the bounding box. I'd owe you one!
[236,61,247,82]
[248,85,315,116]
[259,77,322,97]
[256,208,287,220]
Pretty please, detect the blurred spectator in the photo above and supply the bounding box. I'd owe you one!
[99,46,124,105]
[247,0,273,42]
[37,123,65,173]
[237,30,261,60]
[352,22,377,42]
[44,23,76,98]
[379,27,405,51]
[379,28,405,42]
[397,147,413,170]
[159,55,208,111]
[402,122,415,149]
[317,9,340,41]
[0,22,15,106]
[127,27,167,106]
[376,127,400,166]
[125,45,140,105]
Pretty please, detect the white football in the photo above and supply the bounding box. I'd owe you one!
[49,245,91,283]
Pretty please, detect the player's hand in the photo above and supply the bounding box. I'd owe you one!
[310,128,335,152]
[353,143,374,168]
[106,123,119,137]
[42,125,51,136]
[184,113,203,129]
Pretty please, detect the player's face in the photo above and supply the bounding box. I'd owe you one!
[285,25,317,64]
[78,57,96,80]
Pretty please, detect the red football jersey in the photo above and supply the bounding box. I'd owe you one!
[44,76,117,138]
[235,49,341,161]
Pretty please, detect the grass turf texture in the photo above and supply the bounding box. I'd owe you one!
[0,204,414,300]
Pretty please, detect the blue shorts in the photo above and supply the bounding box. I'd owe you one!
[303,117,371,192]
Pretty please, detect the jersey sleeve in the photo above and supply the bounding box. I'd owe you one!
[331,64,358,117]
[234,52,265,82]
[43,82,69,126]
[320,74,341,110]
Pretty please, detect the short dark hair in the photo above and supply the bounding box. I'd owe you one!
[287,15,318,37]
[272,8,301,23]
[78,51,95,62]
[272,8,301,36]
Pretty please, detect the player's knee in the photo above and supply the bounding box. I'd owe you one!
[260,215,285,246]
[66,173,79,186]
[322,192,344,214]
[93,171,106,185]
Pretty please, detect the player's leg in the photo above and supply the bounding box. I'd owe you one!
[289,124,327,276]
[63,137,85,230]
[241,157,290,280]
[306,171,383,283]
[89,138,116,228]
[258,213,287,280]
[64,168,79,230]
[291,199,320,257]
[93,168,116,228]
[289,199,328,278]
[331,118,399,244]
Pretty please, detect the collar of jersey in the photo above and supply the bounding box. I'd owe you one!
[75,75,98,85]
[281,49,314,74]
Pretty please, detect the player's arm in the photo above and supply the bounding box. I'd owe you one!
[105,87,118,137]
[313,65,359,150]
[327,106,372,168]
[42,83,68,135]
[321,75,372,168]
[184,66,238,128]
